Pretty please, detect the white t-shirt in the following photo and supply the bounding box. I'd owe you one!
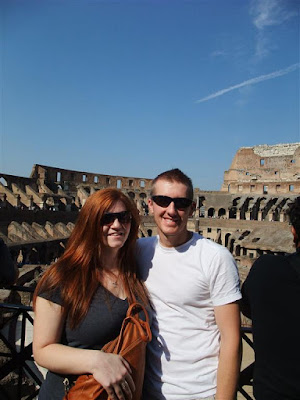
[136,233,241,400]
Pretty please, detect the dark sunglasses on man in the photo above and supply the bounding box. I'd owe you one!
[101,211,132,226]
[151,195,193,211]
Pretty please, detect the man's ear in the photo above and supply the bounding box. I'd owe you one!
[148,197,154,215]
[189,201,196,217]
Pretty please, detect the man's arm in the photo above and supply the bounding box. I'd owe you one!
[214,301,241,400]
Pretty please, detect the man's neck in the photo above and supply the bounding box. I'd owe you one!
[158,230,193,248]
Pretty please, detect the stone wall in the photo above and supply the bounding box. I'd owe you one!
[1,154,299,281]
[221,143,300,195]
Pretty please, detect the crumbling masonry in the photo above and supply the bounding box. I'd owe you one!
[1,142,299,282]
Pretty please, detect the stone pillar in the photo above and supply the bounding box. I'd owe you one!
[279,212,286,222]
[16,194,21,208]
[268,212,274,222]
[257,211,262,221]
[245,211,251,220]
[29,195,34,210]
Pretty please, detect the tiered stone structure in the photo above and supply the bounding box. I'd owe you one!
[221,143,300,195]
[0,144,298,280]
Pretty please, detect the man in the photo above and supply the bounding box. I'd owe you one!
[136,169,241,400]
[242,197,300,400]
[0,238,18,285]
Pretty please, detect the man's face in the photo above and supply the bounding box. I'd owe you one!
[148,179,194,247]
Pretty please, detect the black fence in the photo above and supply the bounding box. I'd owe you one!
[0,286,254,400]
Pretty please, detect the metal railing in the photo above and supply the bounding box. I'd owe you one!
[239,326,254,399]
[0,285,41,400]
[0,287,255,400]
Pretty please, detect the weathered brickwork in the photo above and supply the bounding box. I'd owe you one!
[221,143,300,195]
[1,145,299,280]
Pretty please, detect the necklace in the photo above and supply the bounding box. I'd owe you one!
[104,271,120,288]
[111,278,118,287]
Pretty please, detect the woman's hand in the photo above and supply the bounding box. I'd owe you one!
[92,352,135,400]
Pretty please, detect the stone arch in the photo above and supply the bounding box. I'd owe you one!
[218,208,226,218]
[208,208,215,217]
[198,196,206,217]
[138,193,148,215]
[229,207,237,219]
[229,238,235,254]
[128,191,135,200]
[225,233,231,248]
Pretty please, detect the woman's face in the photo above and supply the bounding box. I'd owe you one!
[101,200,132,251]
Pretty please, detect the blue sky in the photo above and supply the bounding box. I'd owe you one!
[0,0,299,190]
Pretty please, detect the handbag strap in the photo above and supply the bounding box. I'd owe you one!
[127,302,150,325]
[114,302,152,353]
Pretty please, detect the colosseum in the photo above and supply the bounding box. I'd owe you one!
[1,142,299,278]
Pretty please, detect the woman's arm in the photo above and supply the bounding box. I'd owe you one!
[33,296,135,400]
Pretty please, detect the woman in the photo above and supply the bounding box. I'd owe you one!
[33,188,149,400]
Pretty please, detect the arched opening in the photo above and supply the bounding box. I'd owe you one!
[218,208,226,218]
[225,233,231,248]
[229,238,235,254]
[128,191,135,199]
[139,193,148,215]
[208,208,215,218]
[229,207,237,219]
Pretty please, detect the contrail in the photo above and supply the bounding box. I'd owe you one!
[195,63,299,103]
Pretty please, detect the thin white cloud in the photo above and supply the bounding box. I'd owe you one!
[251,0,297,30]
[250,0,298,58]
[195,63,299,103]
[210,50,227,58]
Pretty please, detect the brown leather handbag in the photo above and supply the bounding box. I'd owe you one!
[63,302,152,400]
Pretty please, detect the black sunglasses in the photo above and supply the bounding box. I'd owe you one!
[151,195,193,210]
[101,211,132,226]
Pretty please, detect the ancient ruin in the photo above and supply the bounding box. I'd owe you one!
[221,143,300,195]
[1,144,299,278]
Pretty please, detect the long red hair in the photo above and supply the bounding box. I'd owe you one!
[33,188,148,329]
